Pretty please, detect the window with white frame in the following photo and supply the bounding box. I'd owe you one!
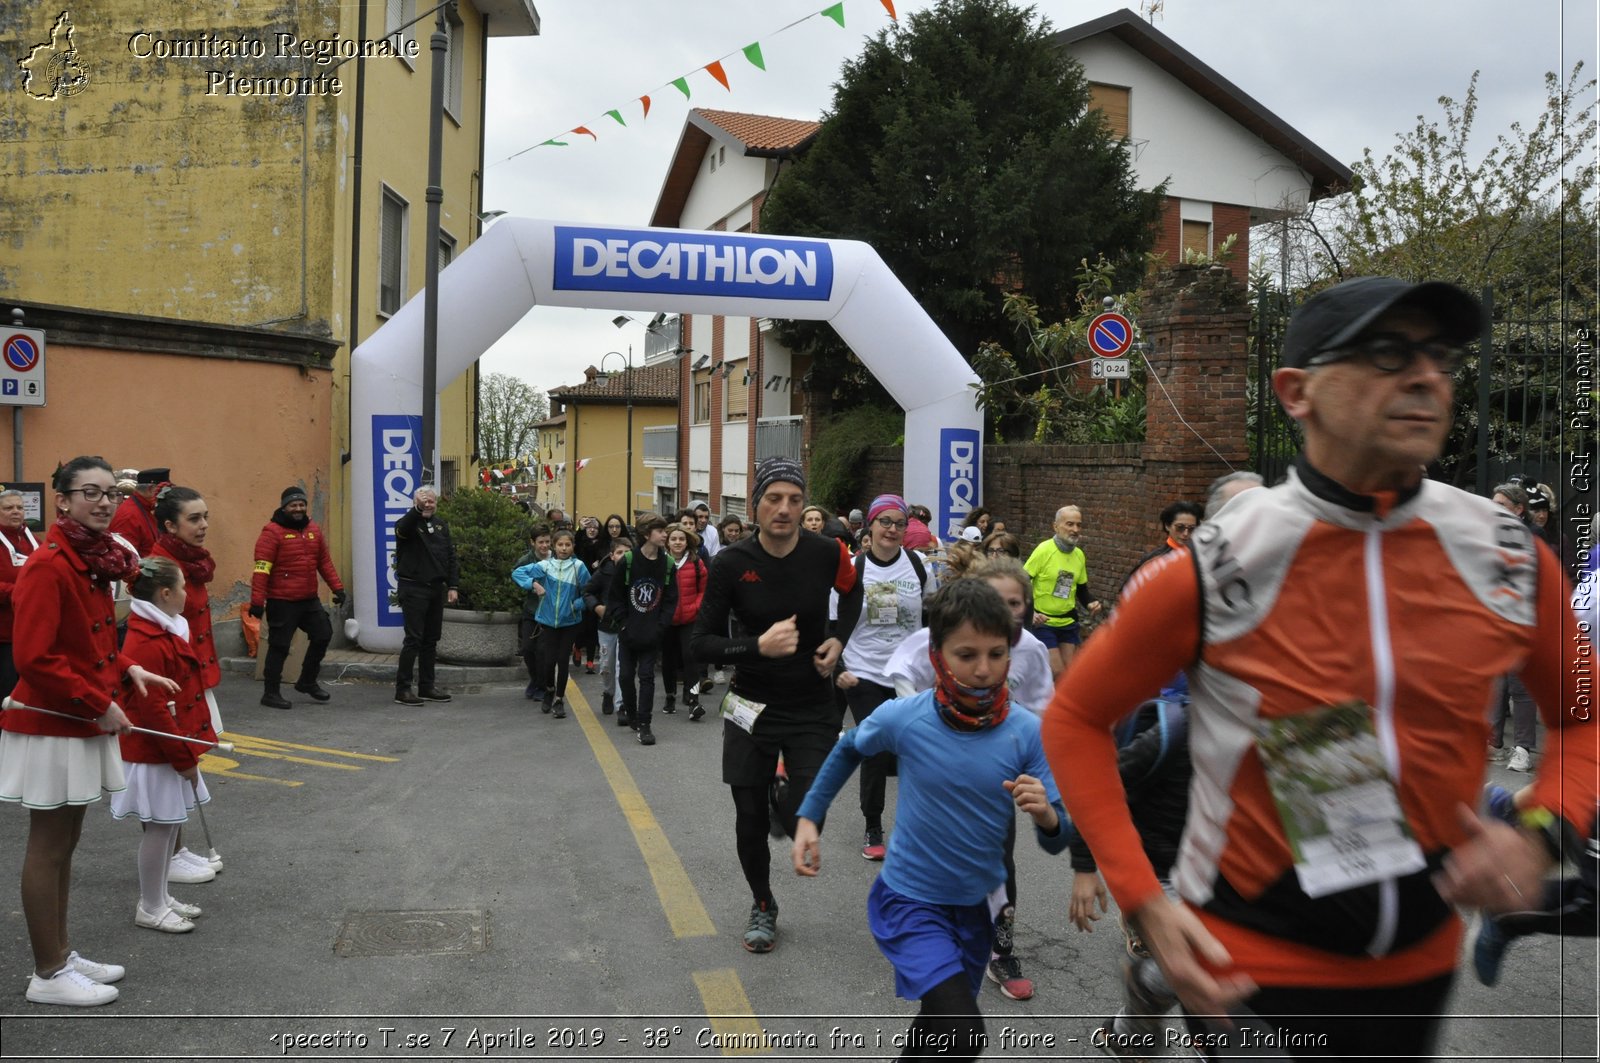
[692,369,712,424]
[442,10,464,119]
[721,496,745,520]
[385,0,416,57]
[379,187,408,317]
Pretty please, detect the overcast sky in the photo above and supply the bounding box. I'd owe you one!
[476,0,1597,396]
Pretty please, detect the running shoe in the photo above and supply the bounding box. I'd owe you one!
[1508,746,1534,772]
[742,900,778,953]
[986,955,1034,1001]
[861,828,886,861]
[1473,914,1511,986]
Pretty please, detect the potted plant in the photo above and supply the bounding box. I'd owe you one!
[432,487,529,665]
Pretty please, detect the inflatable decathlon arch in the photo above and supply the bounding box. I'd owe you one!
[351,219,982,652]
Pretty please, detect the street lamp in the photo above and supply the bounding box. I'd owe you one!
[594,349,633,519]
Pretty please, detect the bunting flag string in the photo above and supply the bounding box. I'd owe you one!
[494,0,898,166]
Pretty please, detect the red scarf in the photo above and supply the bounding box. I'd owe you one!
[56,517,139,583]
[156,533,216,586]
[928,645,1010,731]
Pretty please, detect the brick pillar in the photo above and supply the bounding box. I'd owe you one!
[1138,264,1251,513]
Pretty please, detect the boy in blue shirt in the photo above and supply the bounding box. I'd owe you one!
[792,580,1070,1060]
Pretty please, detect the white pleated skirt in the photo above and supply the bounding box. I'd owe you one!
[0,731,126,809]
[110,763,211,825]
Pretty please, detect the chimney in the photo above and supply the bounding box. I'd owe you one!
[583,365,598,383]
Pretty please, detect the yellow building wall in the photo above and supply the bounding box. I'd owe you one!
[568,405,675,522]
[532,423,566,512]
[1,1,489,595]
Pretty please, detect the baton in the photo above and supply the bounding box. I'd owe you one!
[1,699,236,754]
[189,777,221,863]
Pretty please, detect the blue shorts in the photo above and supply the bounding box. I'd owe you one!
[1031,621,1079,648]
[867,877,993,1001]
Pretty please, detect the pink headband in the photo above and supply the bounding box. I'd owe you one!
[866,493,908,525]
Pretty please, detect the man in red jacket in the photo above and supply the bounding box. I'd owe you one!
[250,486,345,709]
[108,468,168,557]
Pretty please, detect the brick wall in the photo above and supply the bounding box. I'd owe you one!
[857,264,1251,603]
[1153,197,1253,283]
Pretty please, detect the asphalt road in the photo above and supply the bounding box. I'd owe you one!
[0,670,1594,1062]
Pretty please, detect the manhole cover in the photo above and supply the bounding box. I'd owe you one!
[334,909,488,957]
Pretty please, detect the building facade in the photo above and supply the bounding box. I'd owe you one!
[548,363,678,522]
[0,0,540,595]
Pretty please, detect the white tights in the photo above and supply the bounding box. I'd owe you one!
[138,822,179,912]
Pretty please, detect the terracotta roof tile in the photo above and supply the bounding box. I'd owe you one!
[549,360,679,404]
[694,109,821,154]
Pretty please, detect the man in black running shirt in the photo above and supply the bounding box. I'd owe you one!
[692,456,856,954]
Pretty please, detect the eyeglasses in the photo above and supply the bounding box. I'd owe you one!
[1307,333,1465,374]
[62,486,125,504]
[985,547,1009,556]
[874,517,908,530]
[1170,523,1198,535]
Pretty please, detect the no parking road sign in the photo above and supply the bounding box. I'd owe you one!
[1087,312,1135,358]
[1,328,46,407]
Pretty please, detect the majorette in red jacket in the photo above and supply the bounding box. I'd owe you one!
[1,523,137,736]
[118,612,215,772]
[109,494,160,557]
[152,540,222,689]
[0,524,39,642]
[250,513,344,608]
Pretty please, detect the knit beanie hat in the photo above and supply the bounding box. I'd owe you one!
[866,493,908,525]
[752,456,805,504]
[281,486,308,506]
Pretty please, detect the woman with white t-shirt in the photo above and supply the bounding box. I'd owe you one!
[833,493,933,862]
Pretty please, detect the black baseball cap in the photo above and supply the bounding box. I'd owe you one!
[1282,277,1481,369]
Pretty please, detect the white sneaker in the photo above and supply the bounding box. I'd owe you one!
[1508,746,1534,772]
[135,903,195,934]
[67,951,125,984]
[167,854,216,885]
[26,966,119,1006]
[177,846,223,873]
[165,896,203,919]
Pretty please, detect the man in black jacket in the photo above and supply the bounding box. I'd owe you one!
[392,486,459,706]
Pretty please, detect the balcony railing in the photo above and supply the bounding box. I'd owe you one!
[642,425,677,465]
[754,415,803,463]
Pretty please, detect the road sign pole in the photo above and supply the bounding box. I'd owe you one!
[9,309,23,480]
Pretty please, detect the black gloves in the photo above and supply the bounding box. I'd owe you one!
[248,604,265,619]
[331,590,348,607]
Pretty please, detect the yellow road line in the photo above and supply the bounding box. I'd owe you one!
[220,733,399,762]
[222,745,364,771]
[196,754,303,786]
[692,969,768,1056]
[566,686,716,938]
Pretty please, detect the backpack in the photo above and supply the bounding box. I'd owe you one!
[1112,698,1188,793]
[853,547,928,589]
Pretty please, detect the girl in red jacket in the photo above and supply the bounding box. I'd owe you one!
[661,526,708,720]
[111,555,215,934]
[0,456,178,1007]
[150,486,225,882]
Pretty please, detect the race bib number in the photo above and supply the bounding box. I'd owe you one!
[1052,570,1076,600]
[1255,700,1425,898]
[865,582,900,626]
[720,691,766,734]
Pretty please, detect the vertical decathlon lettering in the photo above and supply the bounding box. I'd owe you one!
[939,428,981,540]
[372,415,421,628]
[553,226,834,301]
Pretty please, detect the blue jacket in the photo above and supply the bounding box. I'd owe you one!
[511,556,591,629]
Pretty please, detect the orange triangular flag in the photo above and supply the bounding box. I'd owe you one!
[880,0,897,19]
[705,60,730,91]
[640,95,652,118]
[573,126,596,141]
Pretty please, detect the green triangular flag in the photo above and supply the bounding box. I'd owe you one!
[742,42,766,70]
[605,109,626,127]
[540,138,569,147]
[822,3,845,28]
[672,76,691,99]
